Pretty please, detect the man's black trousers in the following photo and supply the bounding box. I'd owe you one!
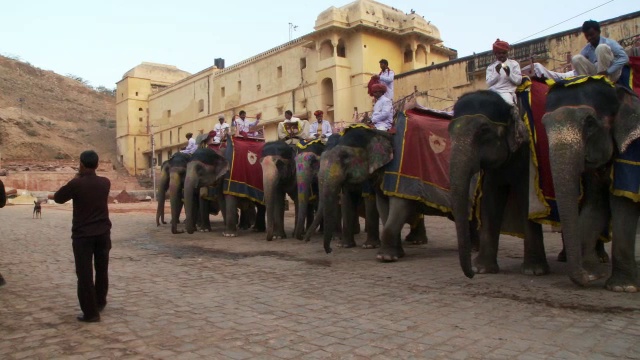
[72,234,111,317]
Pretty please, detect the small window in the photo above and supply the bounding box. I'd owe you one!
[404,48,413,63]
[257,84,261,91]
[138,107,143,111]
[135,91,139,96]
[277,106,284,115]
[139,117,143,122]
[237,81,242,91]
[170,131,172,144]
[300,58,307,70]
[168,150,172,158]
[221,87,226,97]
[277,66,283,78]
[167,110,171,118]
[198,99,204,112]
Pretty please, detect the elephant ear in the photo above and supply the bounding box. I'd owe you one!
[613,87,640,153]
[366,132,394,174]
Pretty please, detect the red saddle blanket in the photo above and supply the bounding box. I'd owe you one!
[381,108,452,213]
[223,137,265,204]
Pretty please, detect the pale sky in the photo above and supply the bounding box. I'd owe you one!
[0,0,636,89]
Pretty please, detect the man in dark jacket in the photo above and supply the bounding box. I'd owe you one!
[49,150,112,322]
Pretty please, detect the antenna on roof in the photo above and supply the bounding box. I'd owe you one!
[289,22,298,41]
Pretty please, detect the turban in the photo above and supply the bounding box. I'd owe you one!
[208,130,217,138]
[314,110,323,117]
[371,83,387,93]
[218,115,225,120]
[493,39,510,53]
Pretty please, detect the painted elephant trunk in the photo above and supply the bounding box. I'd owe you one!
[183,171,198,234]
[546,122,589,286]
[449,144,480,279]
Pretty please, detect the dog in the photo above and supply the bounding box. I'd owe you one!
[33,200,42,219]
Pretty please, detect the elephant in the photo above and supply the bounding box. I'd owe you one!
[543,79,640,291]
[293,141,326,240]
[155,152,191,234]
[448,90,549,277]
[182,148,230,234]
[261,141,297,241]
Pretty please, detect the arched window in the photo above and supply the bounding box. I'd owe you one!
[319,40,333,60]
[404,47,413,63]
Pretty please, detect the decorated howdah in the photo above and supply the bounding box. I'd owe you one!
[381,108,453,213]
[223,137,265,204]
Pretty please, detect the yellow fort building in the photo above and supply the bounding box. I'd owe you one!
[116,0,640,175]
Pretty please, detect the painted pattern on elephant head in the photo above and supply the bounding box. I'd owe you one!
[296,152,320,202]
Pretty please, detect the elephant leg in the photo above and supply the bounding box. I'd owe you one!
[473,178,508,274]
[509,169,549,275]
[376,198,411,261]
[362,195,380,249]
[254,203,266,232]
[606,195,639,293]
[305,203,315,231]
[576,174,610,278]
[198,197,212,232]
[0,272,5,286]
[595,239,610,263]
[404,214,428,245]
[223,195,238,237]
[273,193,286,239]
[338,190,358,248]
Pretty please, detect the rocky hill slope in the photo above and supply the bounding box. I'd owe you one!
[0,55,117,161]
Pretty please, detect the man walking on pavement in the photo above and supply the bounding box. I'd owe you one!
[49,150,112,322]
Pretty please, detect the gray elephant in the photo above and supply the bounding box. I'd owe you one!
[543,78,639,291]
[182,148,229,234]
[155,152,190,234]
[261,141,297,241]
[448,90,549,277]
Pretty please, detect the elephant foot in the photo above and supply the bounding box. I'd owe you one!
[605,274,639,293]
[569,268,603,287]
[171,227,184,235]
[362,238,380,249]
[376,246,405,262]
[337,240,357,248]
[473,258,499,274]
[223,232,237,237]
[521,261,550,276]
[199,228,212,232]
[404,233,428,245]
[557,249,567,262]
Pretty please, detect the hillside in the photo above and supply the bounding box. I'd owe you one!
[0,55,117,161]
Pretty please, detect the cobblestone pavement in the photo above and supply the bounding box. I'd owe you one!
[1,202,639,359]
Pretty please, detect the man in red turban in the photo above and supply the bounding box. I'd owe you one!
[310,110,332,140]
[487,39,527,151]
[486,38,521,106]
[370,83,393,131]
